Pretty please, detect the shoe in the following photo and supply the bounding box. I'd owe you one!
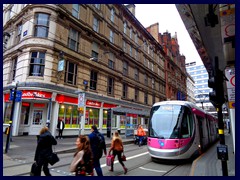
[109,168,113,172]
[124,167,128,174]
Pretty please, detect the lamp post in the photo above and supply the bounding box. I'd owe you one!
[5,82,18,153]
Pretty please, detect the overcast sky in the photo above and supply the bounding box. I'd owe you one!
[135,4,203,65]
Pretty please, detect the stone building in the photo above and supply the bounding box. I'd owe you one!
[3,4,166,136]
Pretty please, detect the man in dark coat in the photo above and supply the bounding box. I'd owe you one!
[57,119,65,139]
[88,125,106,176]
[34,126,57,176]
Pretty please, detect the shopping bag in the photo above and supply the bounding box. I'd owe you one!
[121,153,126,161]
[30,162,37,176]
[106,155,114,166]
[47,152,60,165]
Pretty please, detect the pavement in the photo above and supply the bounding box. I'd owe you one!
[3,131,235,176]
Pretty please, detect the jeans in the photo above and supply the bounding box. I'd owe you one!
[93,158,103,176]
[139,136,144,145]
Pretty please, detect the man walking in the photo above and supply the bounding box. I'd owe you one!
[57,119,65,139]
[88,125,106,176]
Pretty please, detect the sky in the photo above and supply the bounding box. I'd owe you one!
[134,4,203,65]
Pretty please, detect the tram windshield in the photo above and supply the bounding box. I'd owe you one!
[149,104,184,139]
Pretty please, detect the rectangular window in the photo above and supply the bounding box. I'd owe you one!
[130,28,132,39]
[16,23,22,43]
[122,83,127,99]
[29,52,45,76]
[11,58,18,81]
[152,78,155,89]
[20,104,30,125]
[91,42,99,59]
[144,74,148,85]
[123,40,126,52]
[34,13,49,38]
[90,70,98,90]
[108,77,114,95]
[110,30,114,43]
[123,61,128,76]
[94,4,100,9]
[135,49,138,60]
[85,107,100,128]
[124,22,127,34]
[135,88,139,102]
[72,4,80,18]
[110,8,115,22]
[135,33,138,43]
[64,61,78,85]
[129,46,132,56]
[134,68,139,81]
[144,92,148,104]
[68,28,79,51]
[93,17,99,32]
[108,59,114,69]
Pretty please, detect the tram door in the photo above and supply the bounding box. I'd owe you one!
[29,109,46,135]
[197,116,204,152]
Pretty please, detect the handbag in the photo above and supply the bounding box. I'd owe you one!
[121,153,126,161]
[30,162,38,176]
[48,152,60,165]
[106,154,114,166]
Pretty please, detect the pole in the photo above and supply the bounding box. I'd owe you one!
[46,98,52,128]
[201,102,204,109]
[5,83,18,153]
[217,106,228,176]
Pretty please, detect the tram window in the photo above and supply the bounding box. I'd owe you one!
[180,109,193,138]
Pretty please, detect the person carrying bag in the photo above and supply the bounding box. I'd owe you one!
[108,131,128,174]
[33,126,57,176]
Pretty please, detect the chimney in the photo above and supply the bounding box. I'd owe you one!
[125,4,136,16]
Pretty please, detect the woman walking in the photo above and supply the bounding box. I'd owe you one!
[34,126,57,176]
[108,131,127,174]
[69,135,94,176]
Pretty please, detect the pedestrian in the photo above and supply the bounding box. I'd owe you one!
[108,131,128,174]
[69,135,94,176]
[88,125,106,176]
[34,126,57,176]
[137,125,146,147]
[57,119,65,139]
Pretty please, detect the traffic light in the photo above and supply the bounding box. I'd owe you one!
[78,107,84,115]
[208,69,225,107]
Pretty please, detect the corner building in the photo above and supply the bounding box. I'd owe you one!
[3,4,166,136]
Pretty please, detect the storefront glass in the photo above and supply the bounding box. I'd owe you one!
[58,104,80,128]
[20,104,30,125]
[85,107,99,128]
[103,109,107,128]
[3,102,12,124]
[120,115,126,128]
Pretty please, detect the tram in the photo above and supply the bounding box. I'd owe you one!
[147,101,218,160]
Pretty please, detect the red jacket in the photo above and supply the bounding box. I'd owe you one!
[137,127,146,136]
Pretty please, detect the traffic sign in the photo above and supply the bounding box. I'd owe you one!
[9,90,22,102]
[78,92,85,108]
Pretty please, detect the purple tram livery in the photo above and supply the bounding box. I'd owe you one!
[147,101,218,161]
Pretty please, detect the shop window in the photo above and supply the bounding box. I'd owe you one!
[3,103,12,124]
[85,108,99,128]
[20,104,30,125]
[32,110,43,125]
[120,115,126,128]
[58,104,79,128]
[103,109,108,128]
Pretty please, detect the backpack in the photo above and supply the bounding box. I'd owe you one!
[94,132,105,158]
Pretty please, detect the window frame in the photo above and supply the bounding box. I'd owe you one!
[29,51,45,77]
[107,77,114,95]
[90,70,98,90]
[64,60,78,85]
[34,13,50,38]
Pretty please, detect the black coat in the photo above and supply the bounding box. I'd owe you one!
[57,121,65,130]
[34,131,57,162]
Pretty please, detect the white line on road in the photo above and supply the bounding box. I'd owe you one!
[139,167,167,173]
[101,152,149,168]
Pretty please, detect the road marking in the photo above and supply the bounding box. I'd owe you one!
[139,167,167,173]
[101,152,149,168]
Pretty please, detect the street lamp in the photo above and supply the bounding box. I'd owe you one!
[33,92,52,128]
[5,82,18,153]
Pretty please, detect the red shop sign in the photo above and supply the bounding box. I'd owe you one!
[22,90,52,99]
[127,113,137,118]
[86,100,101,108]
[103,103,117,108]
[56,94,78,104]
